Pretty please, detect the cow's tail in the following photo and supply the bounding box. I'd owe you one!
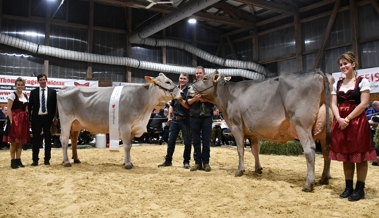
[319,69,332,149]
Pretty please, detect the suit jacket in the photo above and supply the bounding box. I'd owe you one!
[28,87,57,122]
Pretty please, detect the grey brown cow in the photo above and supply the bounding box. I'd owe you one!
[57,73,182,169]
[189,70,334,192]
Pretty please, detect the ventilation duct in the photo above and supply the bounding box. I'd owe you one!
[0,33,265,80]
[128,0,268,76]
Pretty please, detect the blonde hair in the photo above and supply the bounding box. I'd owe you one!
[14,77,25,86]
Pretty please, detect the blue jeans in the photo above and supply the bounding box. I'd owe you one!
[190,116,212,164]
[165,118,191,164]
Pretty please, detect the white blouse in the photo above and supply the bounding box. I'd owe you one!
[331,78,370,94]
[8,92,28,103]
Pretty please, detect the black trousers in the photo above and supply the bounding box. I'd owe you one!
[31,115,52,162]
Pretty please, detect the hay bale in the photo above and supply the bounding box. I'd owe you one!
[260,140,303,156]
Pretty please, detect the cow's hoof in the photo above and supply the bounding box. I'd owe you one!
[318,178,329,185]
[124,163,133,169]
[255,167,263,174]
[73,159,81,164]
[302,184,315,192]
[64,163,72,167]
[235,170,244,177]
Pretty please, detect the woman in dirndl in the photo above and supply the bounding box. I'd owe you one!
[3,77,30,169]
[330,51,377,201]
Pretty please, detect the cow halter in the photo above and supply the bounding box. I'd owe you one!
[191,82,214,94]
[154,82,177,99]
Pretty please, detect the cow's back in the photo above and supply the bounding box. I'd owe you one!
[57,84,154,134]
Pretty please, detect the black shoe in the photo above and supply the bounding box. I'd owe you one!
[158,161,172,167]
[183,163,190,169]
[16,159,25,167]
[31,161,38,166]
[44,161,50,165]
[159,140,163,145]
[11,159,19,169]
[348,181,365,201]
[372,161,378,166]
[340,179,353,198]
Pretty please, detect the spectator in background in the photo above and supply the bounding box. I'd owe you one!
[366,101,379,120]
[148,108,168,143]
[158,108,170,144]
[158,73,192,169]
[366,101,379,151]
[211,106,224,146]
[0,106,9,150]
[3,78,29,169]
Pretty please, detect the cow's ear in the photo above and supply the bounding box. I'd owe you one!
[145,76,155,84]
[214,74,221,83]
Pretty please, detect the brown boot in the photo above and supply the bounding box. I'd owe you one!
[203,164,211,172]
[190,164,203,171]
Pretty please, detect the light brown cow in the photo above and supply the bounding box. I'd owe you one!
[189,70,334,192]
[57,73,182,169]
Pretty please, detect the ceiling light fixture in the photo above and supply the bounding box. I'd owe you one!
[188,18,197,24]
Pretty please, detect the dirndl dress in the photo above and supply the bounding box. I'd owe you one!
[3,93,30,144]
[329,77,377,163]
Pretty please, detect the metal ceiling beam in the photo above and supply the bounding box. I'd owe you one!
[129,0,221,42]
[91,0,254,28]
[233,0,297,15]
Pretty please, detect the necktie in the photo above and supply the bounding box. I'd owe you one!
[42,89,46,113]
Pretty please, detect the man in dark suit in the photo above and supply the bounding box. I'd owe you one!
[28,74,57,166]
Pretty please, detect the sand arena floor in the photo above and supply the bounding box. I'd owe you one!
[1,144,379,218]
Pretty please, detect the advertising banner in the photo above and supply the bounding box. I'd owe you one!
[332,67,379,93]
[0,75,98,103]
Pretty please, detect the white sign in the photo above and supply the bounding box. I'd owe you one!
[108,86,123,151]
[332,67,379,93]
[0,75,98,103]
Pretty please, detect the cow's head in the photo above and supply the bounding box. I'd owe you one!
[188,71,230,100]
[145,73,182,99]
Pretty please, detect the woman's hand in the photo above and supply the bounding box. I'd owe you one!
[337,117,349,130]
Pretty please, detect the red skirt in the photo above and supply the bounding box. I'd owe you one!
[3,109,30,144]
[330,103,377,163]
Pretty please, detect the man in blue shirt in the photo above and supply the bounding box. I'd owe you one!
[366,101,379,120]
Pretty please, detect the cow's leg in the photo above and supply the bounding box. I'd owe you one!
[250,137,262,174]
[60,123,72,167]
[297,127,316,192]
[121,131,133,169]
[70,131,81,164]
[234,132,246,177]
[318,138,331,185]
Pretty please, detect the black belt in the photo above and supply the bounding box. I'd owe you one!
[175,116,187,120]
[38,114,48,117]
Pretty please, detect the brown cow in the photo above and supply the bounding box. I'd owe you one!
[188,69,334,192]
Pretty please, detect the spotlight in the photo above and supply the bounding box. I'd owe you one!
[188,18,196,24]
